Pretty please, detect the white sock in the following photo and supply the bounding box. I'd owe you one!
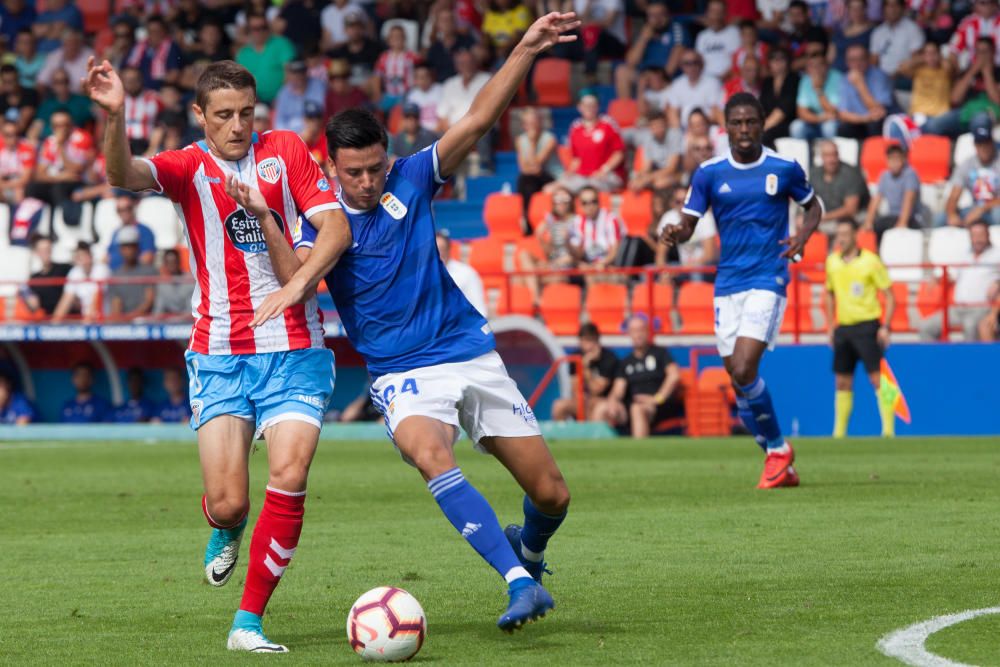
[520,544,544,563]
[504,566,532,583]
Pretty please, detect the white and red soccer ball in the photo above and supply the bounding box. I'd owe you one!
[347,587,426,662]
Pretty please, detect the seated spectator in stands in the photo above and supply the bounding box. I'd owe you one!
[546,94,625,193]
[760,48,800,147]
[924,38,1000,139]
[0,373,34,424]
[390,103,439,159]
[733,20,767,72]
[0,63,37,135]
[325,58,370,118]
[374,26,419,112]
[947,0,1000,71]
[153,367,192,423]
[680,135,716,184]
[520,186,578,307]
[943,115,1000,226]
[696,0,740,81]
[551,322,619,421]
[828,0,874,72]
[655,184,718,279]
[864,144,922,244]
[576,0,626,77]
[0,117,34,207]
[785,0,830,69]
[153,248,194,319]
[28,69,92,140]
[724,55,762,101]
[26,110,93,227]
[300,101,330,166]
[791,50,842,140]
[24,234,71,316]
[666,50,724,130]
[14,29,45,90]
[33,0,82,53]
[837,43,894,139]
[179,20,230,91]
[276,2,324,55]
[629,110,681,192]
[436,231,487,316]
[871,0,925,79]
[1,1,36,53]
[233,0,283,44]
[273,60,327,134]
[107,197,155,271]
[425,7,477,82]
[60,362,111,423]
[437,49,494,172]
[596,315,683,438]
[900,42,954,135]
[52,243,108,323]
[811,140,869,228]
[614,1,687,99]
[321,0,365,52]
[636,65,671,118]
[102,20,136,71]
[253,102,272,136]
[120,66,162,157]
[113,368,156,423]
[406,64,443,132]
[570,186,626,280]
[919,221,1000,340]
[124,16,181,91]
[327,12,382,90]
[147,108,191,157]
[107,226,157,321]
[481,0,532,58]
[37,28,92,95]
[237,11,297,104]
[515,106,560,212]
[684,107,727,157]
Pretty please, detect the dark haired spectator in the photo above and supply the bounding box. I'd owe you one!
[374,25,419,111]
[515,107,559,212]
[828,0,874,72]
[570,186,626,281]
[102,20,136,71]
[760,48,801,147]
[925,38,1000,138]
[327,12,381,90]
[170,0,220,49]
[900,43,954,135]
[425,8,478,81]
[107,196,155,271]
[437,49,493,172]
[60,362,111,423]
[837,43,894,139]
[237,12,297,104]
[146,86,193,155]
[300,101,330,165]
[733,20,767,73]
[154,248,195,319]
[519,185,578,307]
[391,103,439,159]
[435,231,486,317]
[180,21,231,91]
[38,28,92,95]
[871,0,925,78]
[0,118,34,207]
[948,0,1000,70]
[13,29,44,89]
[28,69,93,140]
[636,65,670,118]
[0,64,36,135]
[154,368,192,423]
[405,64,443,132]
[863,145,922,245]
[616,2,686,99]
[26,110,93,227]
[113,368,156,423]
[33,0,82,53]
[576,0,626,77]
[725,56,762,101]
[791,50,842,140]
[546,94,624,193]
[0,374,34,424]
[696,0,740,82]
[234,0,282,43]
[274,60,326,133]
[321,0,365,52]
[811,140,869,227]
[0,0,36,49]
[785,0,829,69]
[481,0,532,58]
[666,50,724,130]
[943,115,1000,226]
[325,59,370,118]
[107,226,156,321]
[24,235,71,316]
[629,111,681,192]
[680,129,716,182]
[276,0,325,54]
[551,322,619,421]
[120,66,162,156]
[124,16,182,91]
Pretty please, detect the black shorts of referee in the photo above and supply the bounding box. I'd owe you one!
[832,319,883,375]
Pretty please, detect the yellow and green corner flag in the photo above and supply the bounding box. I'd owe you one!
[879,359,911,425]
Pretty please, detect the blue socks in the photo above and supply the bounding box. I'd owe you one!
[735,396,767,452]
[736,377,785,451]
[231,609,262,633]
[428,468,530,583]
[520,495,566,562]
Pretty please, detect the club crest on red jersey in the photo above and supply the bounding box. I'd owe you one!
[257,158,282,185]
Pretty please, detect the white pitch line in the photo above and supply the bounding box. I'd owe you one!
[877,606,1000,667]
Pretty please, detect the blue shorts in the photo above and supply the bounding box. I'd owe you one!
[184,348,336,436]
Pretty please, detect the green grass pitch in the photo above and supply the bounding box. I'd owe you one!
[1,436,998,666]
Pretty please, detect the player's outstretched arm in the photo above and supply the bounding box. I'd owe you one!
[82,57,157,192]
[436,12,580,178]
[780,195,824,261]
[659,212,698,249]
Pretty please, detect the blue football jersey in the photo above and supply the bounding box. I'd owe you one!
[61,395,112,423]
[683,148,815,297]
[297,143,494,378]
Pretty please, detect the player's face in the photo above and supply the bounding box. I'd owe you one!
[331,144,390,211]
[194,87,256,162]
[724,105,763,157]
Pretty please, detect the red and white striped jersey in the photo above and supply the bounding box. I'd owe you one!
[124,90,162,141]
[0,138,35,178]
[141,130,341,356]
[570,210,625,264]
[949,14,1000,65]
[39,129,94,175]
[375,50,418,97]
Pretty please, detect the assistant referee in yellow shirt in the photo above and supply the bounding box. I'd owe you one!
[825,220,896,438]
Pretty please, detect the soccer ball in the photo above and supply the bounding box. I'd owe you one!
[346,586,426,662]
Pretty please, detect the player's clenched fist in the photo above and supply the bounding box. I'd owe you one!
[82,57,125,114]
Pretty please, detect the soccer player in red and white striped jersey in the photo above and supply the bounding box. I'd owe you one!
[84,57,352,654]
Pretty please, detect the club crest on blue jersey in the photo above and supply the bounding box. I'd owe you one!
[766,173,778,195]
[257,157,282,184]
[380,192,408,219]
[224,207,285,253]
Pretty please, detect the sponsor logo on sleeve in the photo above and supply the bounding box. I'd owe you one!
[316,177,330,191]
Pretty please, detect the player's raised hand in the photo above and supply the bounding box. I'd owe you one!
[659,221,694,249]
[225,173,269,221]
[250,282,308,329]
[82,57,125,114]
[519,12,581,55]
[779,235,806,262]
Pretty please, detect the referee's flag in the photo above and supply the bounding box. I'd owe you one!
[879,359,911,424]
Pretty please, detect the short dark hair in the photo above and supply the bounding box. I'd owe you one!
[969,218,990,233]
[29,233,52,248]
[72,361,95,374]
[886,144,906,157]
[646,109,666,123]
[75,241,92,254]
[326,108,388,159]
[789,0,808,11]
[195,60,256,111]
[0,64,17,77]
[837,218,859,230]
[724,92,765,123]
[739,19,757,30]
[977,36,997,51]
[146,14,167,29]
[579,322,600,340]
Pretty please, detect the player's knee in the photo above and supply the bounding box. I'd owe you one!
[729,361,758,388]
[207,495,249,526]
[268,458,312,493]
[406,443,455,480]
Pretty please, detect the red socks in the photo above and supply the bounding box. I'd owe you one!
[238,487,306,616]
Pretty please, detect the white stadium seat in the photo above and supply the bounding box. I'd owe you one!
[52,203,95,264]
[880,227,925,283]
[93,197,120,248]
[775,137,809,173]
[0,203,9,252]
[953,133,975,168]
[0,245,30,298]
[137,195,181,250]
[833,137,859,166]
[991,225,1000,249]
[919,182,948,218]
[928,226,971,276]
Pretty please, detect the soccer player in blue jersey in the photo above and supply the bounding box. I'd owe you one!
[662,92,824,489]
[249,12,580,632]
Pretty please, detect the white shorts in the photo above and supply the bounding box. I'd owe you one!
[713,289,787,358]
[369,351,542,457]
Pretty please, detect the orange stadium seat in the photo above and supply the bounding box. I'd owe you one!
[387,104,403,135]
[533,58,572,107]
[558,144,573,170]
[539,283,582,335]
[631,281,673,332]
[468,238,506,290]
[693,367,736,436]
[13,296,43,322]
[632,145,645,173]
[79,0,111,34]
[856,228,877,253]
[620,190,653,236]
[93,27,114,55]
[516,235,544,267]
[175,245,190,273]
[677,282,715,334]
[494,283,534,316]
[798,232,829,283]
[860,136,897,182]
[608,98,640,129]
[527,191,552,230]
[909,135,952,183]
[916,280,951,318]
[781,281,817,333]
[880,282,910,332]
[585,283,627,335]
[483,193,524,240]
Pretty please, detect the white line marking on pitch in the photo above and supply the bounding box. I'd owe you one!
[877,606,1000,667]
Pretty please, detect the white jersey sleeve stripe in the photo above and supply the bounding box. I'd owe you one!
[431,142,446,184]
[682,207,705,218]
[137,157,165,194]
[303,202,343,220]
[795,189,816,206]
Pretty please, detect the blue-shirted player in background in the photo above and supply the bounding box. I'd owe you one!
[662,92,824,489]
[250,12,580,632]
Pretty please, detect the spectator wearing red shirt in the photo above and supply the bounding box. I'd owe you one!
[325,58,370,118]
[121,65,162,157]
[724,55,762,101]
[26,109,93,226]
[732,20,768,72]
[0,117,33,206]
[547,94,625,194]
[374,25,419,112]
